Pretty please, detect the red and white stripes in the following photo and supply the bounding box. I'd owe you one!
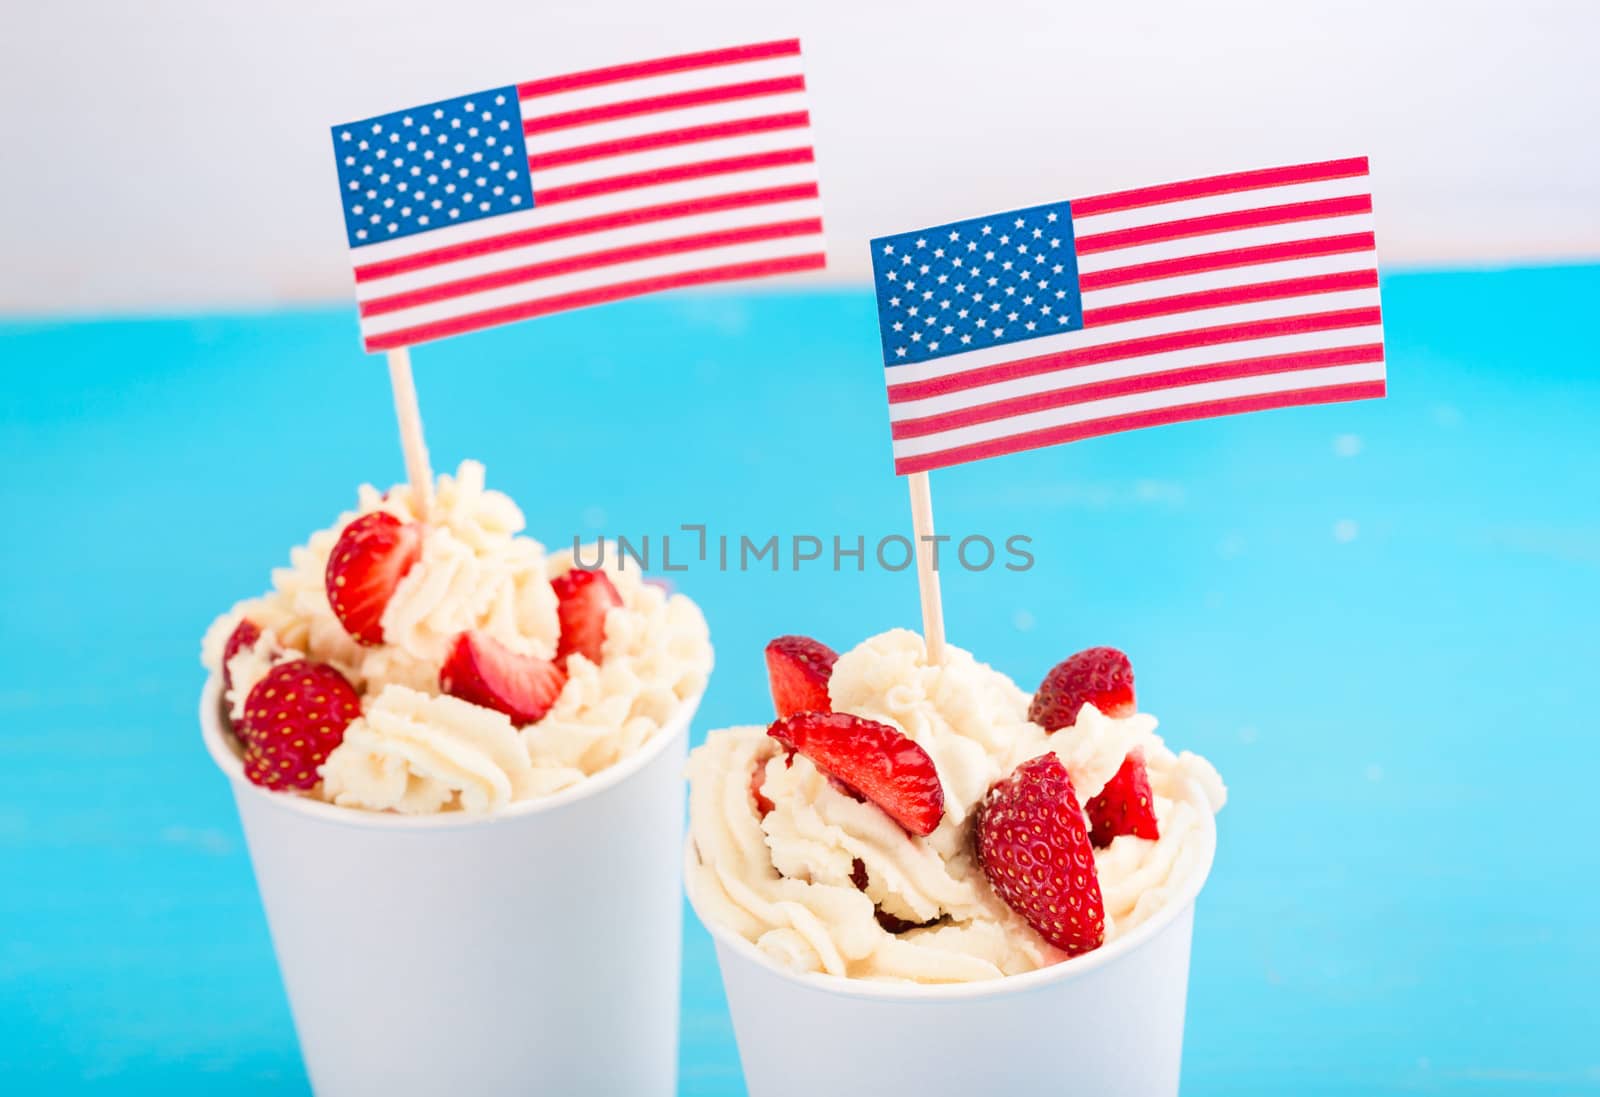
[886,157,1384,474]
[352,40,824,351]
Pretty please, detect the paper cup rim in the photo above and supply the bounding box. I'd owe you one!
[199,674,702,830]
[685,776,1217,1002]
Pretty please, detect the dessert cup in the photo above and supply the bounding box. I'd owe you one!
[687,777,1217,1097]
[202,675,701,1097]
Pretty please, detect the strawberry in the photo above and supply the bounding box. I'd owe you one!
[240,661,361,791]
[551,568,622,669]
[767,712,944,836]
[325,512,423,645]
[440,630,566,727]
[1086,750,1160,847]
[220,618,262,693]
[976,753,1105,956]
[764,635,838,718]
[849,857,927,933]
[750,760,776,818]
[1029,646,1136,732]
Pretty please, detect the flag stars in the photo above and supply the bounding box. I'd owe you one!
[889,295,901,307]
[915,237,927,248]
[1046,211,1058,221]
[948,230,960,241]
[933,247,945,258]
[896,347,908,357]
[882,243,895,255]
[1013,217,1024,228]
[981,225,992,235]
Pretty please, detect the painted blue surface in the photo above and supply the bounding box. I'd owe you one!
[2,266,1598,1094]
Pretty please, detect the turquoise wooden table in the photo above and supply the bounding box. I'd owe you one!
[3,266,1598,1094]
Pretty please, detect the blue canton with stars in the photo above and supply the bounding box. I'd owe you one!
[869,201,1084,366]
[331,87,534,249]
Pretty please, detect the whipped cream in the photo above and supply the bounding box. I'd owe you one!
[685,629,1224,983]
[202,461,713,814]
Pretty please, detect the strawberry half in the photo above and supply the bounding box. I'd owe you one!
[1086,750,1160,847]
[220,618,262,693]
[440,630,566,727]
[1029,646,1136,732]
[325,512,423,646]
[551,568,622,669]
[767,712,944,836]
[240,661,361,791]
[764,635,838,718]
[976,753,1105,956]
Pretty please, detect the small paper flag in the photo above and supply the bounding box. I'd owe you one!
[333,39,825,351]
[868,157,1384,474]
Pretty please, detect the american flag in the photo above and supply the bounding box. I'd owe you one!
[331,39,824,352]
[869,157,1384,475]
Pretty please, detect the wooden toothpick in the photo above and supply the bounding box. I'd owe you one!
[906,470,947,664]
[385,347,434,520]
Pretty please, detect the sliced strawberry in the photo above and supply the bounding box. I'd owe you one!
[764,635,838,718]
[849,857,930,933]
[1086,750,1160,847]
[240,661,361,791]
[440,630,566,727]
[1029,646,1136,732]
[551,568,622,669]
[220,618,262,693]
[325,512,423,645]
[750,760,776,818]
[976,753,1105,956]
[767,712,944,836]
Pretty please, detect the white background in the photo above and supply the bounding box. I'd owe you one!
[2,0,1596,313]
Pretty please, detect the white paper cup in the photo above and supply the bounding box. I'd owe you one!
[201,676,700,1097]
[687,780,1217,1097]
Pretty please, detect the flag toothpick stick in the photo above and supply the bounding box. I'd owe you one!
[385,347,434,520]
[907,471,947,665]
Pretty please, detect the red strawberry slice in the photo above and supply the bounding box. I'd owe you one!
[240,661,361,791]
[750,761,776,818]
[440,630,566,727]
[767,712,944,836]
[849,857,930,933]
[976,753,1106,956]
[1029,646,1136,732]
[220,618,262,693]
[325,512,423,646]
[1086,750,1160,847]
[551,568,622,669]
[764,635,838,718]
